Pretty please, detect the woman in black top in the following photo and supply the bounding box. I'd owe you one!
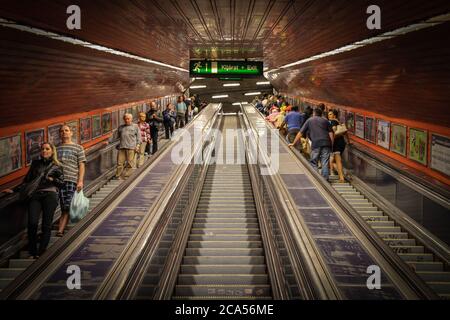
[328,110,348,183]
[21,142,64,258]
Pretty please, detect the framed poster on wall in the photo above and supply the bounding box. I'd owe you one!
[80,117,92,144]
[390,123,407,156]
[408,128,428,165]
[376,120,390,150]
[66,120,79,144]
[364,117,376,143]
[430,133,450,176]
[345,111,355,133]
[112,110,119,130]
[102,112,112,135]
[92,115,102,139]
[26,129,45,165]
[0,134,22,177]
[355,114,365,139]
[48,123,63,146]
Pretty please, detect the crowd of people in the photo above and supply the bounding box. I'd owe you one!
[255,94,350,183]
[1,94,206,259]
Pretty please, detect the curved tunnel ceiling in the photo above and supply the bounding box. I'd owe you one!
[0,0,449,128]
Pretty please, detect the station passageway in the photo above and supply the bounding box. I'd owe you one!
[0,1,449,301]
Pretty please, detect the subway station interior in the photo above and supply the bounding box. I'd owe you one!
[0,1,449,301]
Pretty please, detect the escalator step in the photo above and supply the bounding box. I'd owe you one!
[177,274,269,285]
[8,259,34,269]
[190,228,261,235]
[398,253,434,262]
[193,218,258,224]
[185,248,264,256]
[407,261,444,272]
[174,284,271,297]
[180,265,267,274]
[186,241,262,248]
[192,223,260,229]
[417,272,450,282]
[183,256,265,265]
[189,234,262,241]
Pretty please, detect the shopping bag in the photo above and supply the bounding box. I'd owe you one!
[70,190,90,223]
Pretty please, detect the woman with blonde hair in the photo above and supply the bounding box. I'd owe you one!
[19,142,65,258]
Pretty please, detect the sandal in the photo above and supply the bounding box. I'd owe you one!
[56,232,64,237]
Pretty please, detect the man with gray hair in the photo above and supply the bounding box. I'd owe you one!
[116,113,141,179]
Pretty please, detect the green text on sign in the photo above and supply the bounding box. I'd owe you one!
[190,60,264,77]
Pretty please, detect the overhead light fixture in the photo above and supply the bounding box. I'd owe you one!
[212,95,229,99]
[241,102,249,104]
[190,85,207,89]
[244,92,261,96]
[223,83,241,87]
[256,81,270,85]
[232,102,241,106]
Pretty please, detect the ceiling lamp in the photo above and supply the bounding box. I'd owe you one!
[212,95,229,99]
[244,92,261,96]
[223,83,241,87]
[190,85,207,89]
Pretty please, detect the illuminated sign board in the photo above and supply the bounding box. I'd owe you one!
[190,60,264,77]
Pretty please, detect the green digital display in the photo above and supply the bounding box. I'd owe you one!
[190,60,264,77]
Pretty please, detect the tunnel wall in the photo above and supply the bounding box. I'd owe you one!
[0,24,188,188]
[270,22,450,128]
[271,22,450,186]
[285,96,450,187]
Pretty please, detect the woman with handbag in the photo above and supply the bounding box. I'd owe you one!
[328,110,348,183]
[10,142,65,258]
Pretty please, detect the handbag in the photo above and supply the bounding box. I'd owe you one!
[19,163,52,202]
[334,123,348,137]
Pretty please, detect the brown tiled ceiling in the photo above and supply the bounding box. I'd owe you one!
[1,0,449,69]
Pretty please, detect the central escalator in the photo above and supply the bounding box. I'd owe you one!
[172,115,271,299]
[173,164,271,299]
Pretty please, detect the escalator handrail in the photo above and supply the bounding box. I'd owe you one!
[240,106,341,300]
[92,104,222,299]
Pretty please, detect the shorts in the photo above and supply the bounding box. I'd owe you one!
[59,181,77,212]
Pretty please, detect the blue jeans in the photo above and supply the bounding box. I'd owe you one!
[310,146,331,180]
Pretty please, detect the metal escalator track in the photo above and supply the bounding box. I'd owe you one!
[173,164,271,300]
[329,177,450,299]
[172,115,271,299]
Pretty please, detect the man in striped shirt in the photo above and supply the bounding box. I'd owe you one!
[56,125,86,236]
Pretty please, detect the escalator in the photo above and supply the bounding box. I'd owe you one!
[330,177,450,298]
[173,164,271,299]
[129,115,275,300]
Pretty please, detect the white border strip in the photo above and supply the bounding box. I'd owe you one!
[266,12,450,74]
[0,17,189,73]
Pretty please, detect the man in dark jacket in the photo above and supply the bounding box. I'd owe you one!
[146,102,163,154]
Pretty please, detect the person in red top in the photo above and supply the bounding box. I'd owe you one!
[137,112,151,168]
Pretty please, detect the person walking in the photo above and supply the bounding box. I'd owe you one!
[289,108,334,180]
[163,103,176,139]
[8,143,65,258]
[175,96,187,129]
[137,112,151,167]
[116,113,141,179]
[328,109,348,183]
[56,125,86,237]
[146,103,163,154]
